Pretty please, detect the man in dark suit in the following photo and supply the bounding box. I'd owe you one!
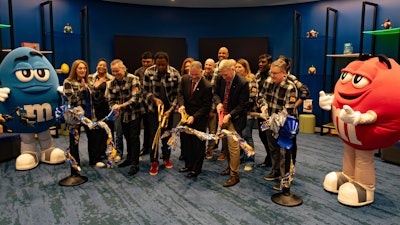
[214,59,249,187]
[178,61,213,177]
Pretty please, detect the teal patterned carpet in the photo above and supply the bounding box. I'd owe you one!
[0,131,399,225]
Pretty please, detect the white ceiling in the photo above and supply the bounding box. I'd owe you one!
[103,0,320,8]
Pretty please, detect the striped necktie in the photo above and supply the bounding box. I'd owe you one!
[222,81,230,114]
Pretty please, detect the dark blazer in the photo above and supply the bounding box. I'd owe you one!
[214,73,249,133]
[178,75,213,130]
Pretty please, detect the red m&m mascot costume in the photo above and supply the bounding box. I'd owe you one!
[319,55,400,206]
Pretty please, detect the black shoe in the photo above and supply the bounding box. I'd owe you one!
[272,183,281,191]
[128,165,139,176]
[220,168,230,176]
[187,171,199,178]
[118,160,132,168]
[258,162,272,168]
[140,148,150,156]
[264,172,280,181]
[179,167,190,173]
[223,176,240,187]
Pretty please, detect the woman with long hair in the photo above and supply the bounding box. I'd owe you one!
[235,58,258,171]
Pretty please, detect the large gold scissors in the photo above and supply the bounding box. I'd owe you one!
[152,104,169,158]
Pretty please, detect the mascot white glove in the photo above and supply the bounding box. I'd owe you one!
[319,91,334,111]
[340,105,361,126]
[0,87,10,102]
[57,86,64,95]
[261,105,268,114]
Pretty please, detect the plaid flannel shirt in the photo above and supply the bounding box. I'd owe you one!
[88,72,114,120]
[143,65,180,113]
[257,76,298,117]
[255,69,269,90]
[108,73,142,123]
[63,78,88,109]
[248,77,259,112]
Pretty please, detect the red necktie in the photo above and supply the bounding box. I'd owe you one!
[223,81,230,114]
[190,82,196,96]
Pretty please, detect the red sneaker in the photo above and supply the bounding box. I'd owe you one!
[217,153,226,161]
[149,161,159,176]
[163,158,173,169]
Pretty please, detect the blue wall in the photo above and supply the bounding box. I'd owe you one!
[1,0,399,126]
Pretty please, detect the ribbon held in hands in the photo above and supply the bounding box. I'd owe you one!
[161,125,254,157]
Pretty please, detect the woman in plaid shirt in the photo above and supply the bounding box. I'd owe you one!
[235,58,258,171]
[63,60,102,172]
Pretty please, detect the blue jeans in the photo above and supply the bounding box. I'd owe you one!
[114,115,124,156]
[241,118,255,164]
[242,118,254,147]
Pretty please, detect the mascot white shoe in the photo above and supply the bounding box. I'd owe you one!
[15,152,39,171]
[40,147,65,164]
[16,131,65,171]
[338,182,374,207]
[319,55,400,207]
[323,171,351,194]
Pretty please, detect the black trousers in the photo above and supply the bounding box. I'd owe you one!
[68,125,85,167]
[141,113,151,151]
[86,127,108,165]
[266,129,287,177]
[148,111,174,162]
[258,118,272,164]
[122,117,141,165]
[68,124,108,166]
[180,119,207,173]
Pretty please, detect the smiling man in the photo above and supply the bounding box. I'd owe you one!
[257,58,297,189]
[143,51,180,176]
[177,61,212,178]
[214,59,249,187]
[108,59,142,176]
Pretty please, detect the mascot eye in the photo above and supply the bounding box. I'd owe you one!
[352,74,370,89]
[340,72,352,83]
[15,69,34,82]
[34,69,50,82]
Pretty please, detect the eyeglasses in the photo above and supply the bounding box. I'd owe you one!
[269,71,284,76]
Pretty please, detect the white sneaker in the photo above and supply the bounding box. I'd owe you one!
[114,155,121,163]
[96,162,106,168]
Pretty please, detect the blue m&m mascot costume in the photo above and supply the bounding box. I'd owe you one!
[0,47,65,170]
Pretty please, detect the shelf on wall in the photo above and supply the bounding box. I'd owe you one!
[2,49,53,54]
[0,24,11,28]
[46,31,81,38]
[363,27,400,35]
[300,36,328,40]
[326,53,360,58]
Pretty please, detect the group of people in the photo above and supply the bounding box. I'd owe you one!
[61,46,310,189]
